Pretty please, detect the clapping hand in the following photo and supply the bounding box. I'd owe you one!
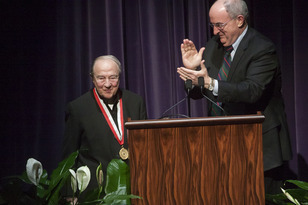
[181,39,205,69]
[177,60,209,86]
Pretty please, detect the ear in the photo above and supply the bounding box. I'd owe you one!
[236,15,245,28]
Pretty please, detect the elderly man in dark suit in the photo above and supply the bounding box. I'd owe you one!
[62,55,147,193]
[177,0,292,194]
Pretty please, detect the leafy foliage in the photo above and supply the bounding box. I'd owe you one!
[0,152,141,205]
[266,180,308,205]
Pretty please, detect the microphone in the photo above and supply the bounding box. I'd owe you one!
[198,76,205,90]
[198,77,227,116]
[185,79,192,93]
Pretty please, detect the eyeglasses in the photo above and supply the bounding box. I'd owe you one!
[95,75,119,83]
[209,18,234,29]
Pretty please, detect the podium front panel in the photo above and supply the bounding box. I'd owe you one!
[126,115,265,205]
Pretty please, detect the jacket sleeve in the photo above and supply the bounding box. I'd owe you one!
[62,103,81,160]
[139,97,148,120]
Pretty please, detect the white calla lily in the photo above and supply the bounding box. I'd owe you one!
[69,169,77,193]
[26,158,43,186]
[76,166,91,193]
[281,188,300,205]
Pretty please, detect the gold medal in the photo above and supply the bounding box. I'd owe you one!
[119,147,129,160]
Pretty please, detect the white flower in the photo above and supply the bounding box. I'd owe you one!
[69,169,77,193]
[76,166,91,193]
[281,188,301,205]
[26,158,43,186]
[69,166,91,193]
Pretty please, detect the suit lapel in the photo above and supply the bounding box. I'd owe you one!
[207,36,225,78]
[228,28,252,81]
[212,49,224,77]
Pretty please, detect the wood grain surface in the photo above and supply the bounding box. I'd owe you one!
[127,116,265,205]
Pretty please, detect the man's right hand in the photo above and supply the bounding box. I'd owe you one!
[181,39,205,69]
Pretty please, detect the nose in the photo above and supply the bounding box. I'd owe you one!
[103,79,112,87]
[213,26,220,35]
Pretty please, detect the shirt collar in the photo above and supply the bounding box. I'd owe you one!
[232,26,248,55]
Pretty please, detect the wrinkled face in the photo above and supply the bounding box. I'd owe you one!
[209,1,242,47]
[92,59,120,99]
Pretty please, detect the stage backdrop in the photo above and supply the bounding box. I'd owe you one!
[1,0,307,182]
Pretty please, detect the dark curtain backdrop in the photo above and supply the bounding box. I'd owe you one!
[1,0,307,182]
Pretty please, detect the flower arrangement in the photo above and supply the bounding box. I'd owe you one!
[0,151,141,204]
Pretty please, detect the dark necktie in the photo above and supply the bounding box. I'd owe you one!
[211,46,233,116]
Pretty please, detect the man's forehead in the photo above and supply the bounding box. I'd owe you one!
[209,10,229,23]
[95,59,117,69]
[95,58,117,67]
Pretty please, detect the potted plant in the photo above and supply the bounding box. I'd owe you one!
[0,151,141,204]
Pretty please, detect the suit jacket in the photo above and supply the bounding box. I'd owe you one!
[196,27,292,171]
[62,88,147,192]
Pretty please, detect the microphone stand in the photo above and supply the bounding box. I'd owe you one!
[198,77,227,116]
[185,79,192,117]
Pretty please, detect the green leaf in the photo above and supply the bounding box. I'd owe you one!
[37,184,47,199]
[47,171,71,205]
[286,180,308,191]
[266,192,288,204]
[104,159,130,194]
[81,187,101,203]
[44,151,79,201]
[79,199,105,205]
[286,188,308,202]
[266,188,308,204]
[100,159,142,204]
[104,193,141,204]
[36,170,51,199]
[39,170,50,186]
[49,151,79,184]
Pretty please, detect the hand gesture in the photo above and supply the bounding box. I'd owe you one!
[177,60,209,86]
[181,39,205,69]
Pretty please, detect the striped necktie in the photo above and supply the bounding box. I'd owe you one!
[218,46,233,81]
[211,46,233,116]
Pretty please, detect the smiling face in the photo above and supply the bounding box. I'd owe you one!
[92,58,120,99]
[209,1,245,47]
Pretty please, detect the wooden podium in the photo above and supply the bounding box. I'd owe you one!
[125,114,265,205]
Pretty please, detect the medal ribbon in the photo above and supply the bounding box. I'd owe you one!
[93,88,124,145]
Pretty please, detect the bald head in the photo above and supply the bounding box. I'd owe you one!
[210,0,249,20]
[210,0,226,16]
[209,0,248,46]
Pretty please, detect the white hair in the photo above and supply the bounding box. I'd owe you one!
[90,55,122,77]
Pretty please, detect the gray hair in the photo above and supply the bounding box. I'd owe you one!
[90,55,122,77]
[222,0,249,20]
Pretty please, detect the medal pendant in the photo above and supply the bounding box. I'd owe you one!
[119,147,129,160]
